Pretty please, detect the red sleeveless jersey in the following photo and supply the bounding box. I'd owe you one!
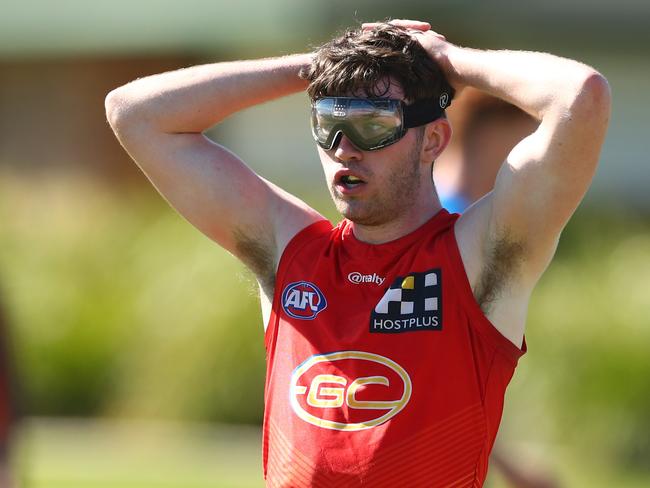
[263,209,526,488]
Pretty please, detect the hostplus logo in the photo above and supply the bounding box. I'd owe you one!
[370,269,443,333]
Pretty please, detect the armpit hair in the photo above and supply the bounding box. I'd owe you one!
[473,231,526,314]
[232,227,276,297]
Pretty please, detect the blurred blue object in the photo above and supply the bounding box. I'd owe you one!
[439,192,469,214]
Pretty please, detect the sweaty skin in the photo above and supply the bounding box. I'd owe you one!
[105,19,610,352]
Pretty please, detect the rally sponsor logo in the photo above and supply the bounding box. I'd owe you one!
[370,268,442,333]
[281,281,327,320]
[290,351,412,431]
[347,271,385,286]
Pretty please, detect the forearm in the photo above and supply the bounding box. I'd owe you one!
[445,46,603,120]
[105,53,311,134]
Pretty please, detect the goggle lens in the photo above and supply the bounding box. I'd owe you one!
[311,98,405,151]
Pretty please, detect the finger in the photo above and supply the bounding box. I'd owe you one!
[361,20,431,31]
[426,29,446,40]
[389,19,431,30]
[361,22,389,30]
[410,29,446,41]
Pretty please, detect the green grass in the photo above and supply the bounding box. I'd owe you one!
[14,418,650,488]
[16,418,264,488]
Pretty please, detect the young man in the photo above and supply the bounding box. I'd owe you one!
[105,19,610,487]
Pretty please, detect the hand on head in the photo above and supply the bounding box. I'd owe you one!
[361,19,461,91]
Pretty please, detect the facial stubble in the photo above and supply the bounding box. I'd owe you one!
[330,138,423,226]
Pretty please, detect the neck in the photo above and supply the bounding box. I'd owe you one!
[351,191,443,245]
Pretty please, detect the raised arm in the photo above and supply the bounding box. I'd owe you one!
[364,20,611,345]
[431,27,610,344]
[439,45,611,272]
[104,54,324,293]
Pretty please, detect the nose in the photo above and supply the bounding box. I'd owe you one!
[333,133,363,162]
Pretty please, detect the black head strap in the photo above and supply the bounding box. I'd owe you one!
[403,91,452,128]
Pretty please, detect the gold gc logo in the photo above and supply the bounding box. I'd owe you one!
[289,351,412,431]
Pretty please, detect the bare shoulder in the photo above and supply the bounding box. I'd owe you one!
[107,118,324,297]
[233,178,326,297]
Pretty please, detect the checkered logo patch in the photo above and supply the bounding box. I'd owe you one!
[370,268,442,334]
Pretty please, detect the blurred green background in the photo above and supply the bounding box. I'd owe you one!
[0,0,649,487]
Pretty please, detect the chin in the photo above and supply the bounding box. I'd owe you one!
[335,200,386,226]
[330,188,398,226]
[335,199,365,223]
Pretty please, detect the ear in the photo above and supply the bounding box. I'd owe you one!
[420,117,452,164]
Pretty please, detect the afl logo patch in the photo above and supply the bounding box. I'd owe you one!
[282,281,327,320]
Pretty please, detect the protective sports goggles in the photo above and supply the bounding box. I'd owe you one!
[310,94,450,151]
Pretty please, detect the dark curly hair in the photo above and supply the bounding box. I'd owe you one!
[300,23,455,107]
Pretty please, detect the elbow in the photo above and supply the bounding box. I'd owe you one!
[104,85,148,135]
[572,70,612,122]
[582,71,611,110]
[104,87,129,133]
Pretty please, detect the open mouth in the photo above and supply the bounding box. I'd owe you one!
[339,174,366,189]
